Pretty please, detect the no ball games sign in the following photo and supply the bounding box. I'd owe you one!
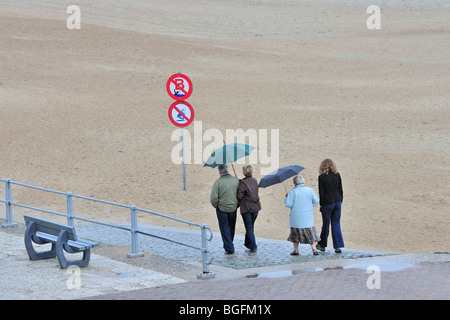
[166,73,193,101]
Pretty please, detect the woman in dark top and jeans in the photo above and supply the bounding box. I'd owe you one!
[316,159,345,253]
[237,164,261,252]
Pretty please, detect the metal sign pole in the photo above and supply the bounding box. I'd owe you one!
[181,127,187,190]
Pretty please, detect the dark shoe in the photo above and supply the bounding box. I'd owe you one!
[316,244,325,251]
[313,250,319,256]
[290,251,299,256]
[335,248,342,253]
[225,250,234,254]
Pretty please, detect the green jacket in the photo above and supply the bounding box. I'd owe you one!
[210,174,239,212]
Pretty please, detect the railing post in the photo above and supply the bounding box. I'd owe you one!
[127,205,144,258]
[2,179,17,228]
[66,192,74,227]
[197,224,215,279]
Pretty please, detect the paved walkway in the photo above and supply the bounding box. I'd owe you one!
[76,223,388,270]
[76,223,450,300]
[1,221,449,301]
[90,259,450,300]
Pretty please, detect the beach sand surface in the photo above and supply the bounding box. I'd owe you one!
[0,0,449,254]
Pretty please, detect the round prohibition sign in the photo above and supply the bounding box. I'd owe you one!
[168,101,195,128]
[166,73,193,101]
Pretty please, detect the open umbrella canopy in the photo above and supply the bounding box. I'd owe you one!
[203,143,255,168]
[258,165,305,189]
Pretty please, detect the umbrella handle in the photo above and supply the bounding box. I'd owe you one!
[231,163,237,178]
[282,181,288,193]
[223,140,238,178]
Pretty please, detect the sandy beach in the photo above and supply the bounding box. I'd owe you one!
[0,0,449,254]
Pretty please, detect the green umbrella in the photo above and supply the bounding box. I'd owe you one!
[204,142,255,177]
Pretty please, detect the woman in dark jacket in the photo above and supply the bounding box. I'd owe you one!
[237,164,261,252]
[316,159,345,253]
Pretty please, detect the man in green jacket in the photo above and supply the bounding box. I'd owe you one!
[210,164,239,254]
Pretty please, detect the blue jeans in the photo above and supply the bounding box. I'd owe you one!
[216,208,237,252]
[241,211,258,251]
[318,201,344,249]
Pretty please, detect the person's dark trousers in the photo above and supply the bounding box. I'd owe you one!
[241,211,258,251]
[216,208,237,253]
[318,201,344,249]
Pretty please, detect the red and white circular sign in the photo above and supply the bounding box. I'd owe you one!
[168,101,194,128]
[166,73,193,101]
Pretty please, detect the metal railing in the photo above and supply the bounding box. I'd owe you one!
[0,178,214,277]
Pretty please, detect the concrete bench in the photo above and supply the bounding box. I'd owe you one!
[24,215,99,269]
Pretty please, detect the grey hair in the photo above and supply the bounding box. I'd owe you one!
[242,164,253,177]
[293,175,305,186]
[218,164,229,174]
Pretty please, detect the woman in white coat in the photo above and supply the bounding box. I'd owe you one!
[285,175,320,256]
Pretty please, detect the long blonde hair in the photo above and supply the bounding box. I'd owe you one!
[319,158,338,175]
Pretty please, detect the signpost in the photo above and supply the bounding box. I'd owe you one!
[166,73,194,190]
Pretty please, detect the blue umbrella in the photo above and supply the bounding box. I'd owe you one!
[258,165,305,192]
[204,142,255,176]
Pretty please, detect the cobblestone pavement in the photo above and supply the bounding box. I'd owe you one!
[76,224,389,270]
